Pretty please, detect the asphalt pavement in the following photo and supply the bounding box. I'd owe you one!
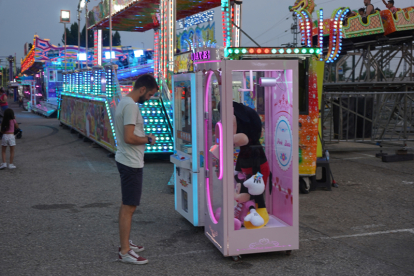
[0,100,413,276]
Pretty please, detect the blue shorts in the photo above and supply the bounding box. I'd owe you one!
[116,161,143,206]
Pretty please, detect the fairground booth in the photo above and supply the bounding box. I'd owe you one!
[58,0,414,260]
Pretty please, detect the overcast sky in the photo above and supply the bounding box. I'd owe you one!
[1,0,414,67]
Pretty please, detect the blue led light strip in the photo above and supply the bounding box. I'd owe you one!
[319,9,324,61]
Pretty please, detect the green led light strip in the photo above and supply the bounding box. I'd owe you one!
[105,68,117,147]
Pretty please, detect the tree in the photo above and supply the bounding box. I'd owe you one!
[80,25,94,48]
[61,22,78,45]
[113,31,121,46]
[383,68,395,78]
[62,22,122,48]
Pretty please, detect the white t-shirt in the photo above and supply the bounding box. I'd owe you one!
[115,96,146,168]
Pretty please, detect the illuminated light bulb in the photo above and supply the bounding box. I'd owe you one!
[272,49,277,54]
[235,49,240,54]
[286,49,292,53]
[302,49,307,53]
[242,48,247,54]
[294,49,300,53]
[309,49,315,54]
[257,48,262,54]
[249,48,255,54]
[228,48,233,54]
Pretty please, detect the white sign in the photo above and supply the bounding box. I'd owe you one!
[274,116,293,171]
[177,10,214,30]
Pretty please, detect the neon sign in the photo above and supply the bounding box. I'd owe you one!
[191,50,210,61]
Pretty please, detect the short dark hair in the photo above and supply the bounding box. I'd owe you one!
[388,0,394,4]
[133,74,158,92]
[358,8,365,12]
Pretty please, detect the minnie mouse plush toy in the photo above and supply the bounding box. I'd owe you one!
[231,102,271,230]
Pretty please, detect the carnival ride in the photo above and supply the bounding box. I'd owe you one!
[20,35,154,117]
[290,0,414,59]
[289,0,414,146]
[58,66,174,155]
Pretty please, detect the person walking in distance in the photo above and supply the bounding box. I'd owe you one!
[115,74,158,264]
[1,109,19,169]
[0,87,8,116]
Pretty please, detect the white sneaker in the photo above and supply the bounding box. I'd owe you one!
[118,249,148,265]
[129,240,144,252]
[0,163,6,170]
[8,164,16,169]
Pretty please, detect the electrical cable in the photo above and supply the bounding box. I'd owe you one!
[253,12,292,40]
[261,31,290,45]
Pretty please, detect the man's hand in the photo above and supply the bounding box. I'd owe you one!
[148,133,156,145]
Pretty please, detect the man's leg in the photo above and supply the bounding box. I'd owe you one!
[119,204,137,255]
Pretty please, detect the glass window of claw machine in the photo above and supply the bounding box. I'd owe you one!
[204,60,299,258]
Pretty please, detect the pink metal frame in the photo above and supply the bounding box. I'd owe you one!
[205,70,218,224]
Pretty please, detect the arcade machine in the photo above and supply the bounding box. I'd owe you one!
[170,49,221,227]
[203,53,305,259]
[59,65,174,154]
[171,45,323,260]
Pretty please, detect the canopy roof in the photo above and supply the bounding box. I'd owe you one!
[89,0,220,32]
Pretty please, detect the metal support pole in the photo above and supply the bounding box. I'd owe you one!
[411,40,413,81]
[352,54,355,82]
[78,8,81,69]
[8,56,13,83]
[109,0,112,64]
[64,23,67,72]
[85,2,89,69]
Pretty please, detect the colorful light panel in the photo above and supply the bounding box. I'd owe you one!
[227,47,320,58]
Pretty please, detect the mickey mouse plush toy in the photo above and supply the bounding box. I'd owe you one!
[232,102,271,230]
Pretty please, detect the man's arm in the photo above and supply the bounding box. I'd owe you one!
[124,124,156,145]
[382,0,387,7]
[366,4,374,15]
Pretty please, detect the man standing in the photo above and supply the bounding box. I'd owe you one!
[115,74,158,264]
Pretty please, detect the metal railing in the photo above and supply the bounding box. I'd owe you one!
[322,91,414,144]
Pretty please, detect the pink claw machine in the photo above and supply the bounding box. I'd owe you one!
[203,58,299,259]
